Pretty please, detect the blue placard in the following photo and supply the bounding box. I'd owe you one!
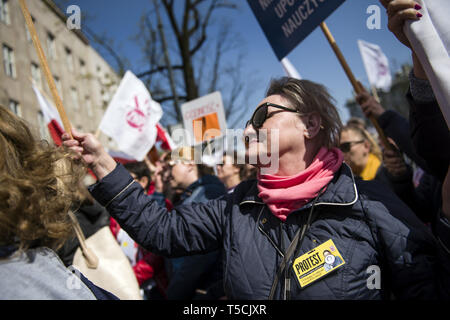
[248,0,346,60]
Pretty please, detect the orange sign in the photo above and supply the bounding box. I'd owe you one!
[193,113,221,143]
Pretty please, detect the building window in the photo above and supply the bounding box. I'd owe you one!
[31,62,42,88]
[0,0,10,25]
[37,111,50,141]
[79,59,86,76]
[65,47,73,71]
[9,99,21,117]
[54,75,63,101]
[2,44,16,78]
[26,16,36,42]
[70,87,79,109]
[46,32,57,60]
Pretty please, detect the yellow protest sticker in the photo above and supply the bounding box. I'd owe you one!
[292,239,345,288]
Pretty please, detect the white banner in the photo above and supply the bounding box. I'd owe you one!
[357,39,392,92]
[405,0,450,129]
[99,71,163,161]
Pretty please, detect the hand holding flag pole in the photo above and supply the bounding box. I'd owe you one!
[19,0,72,138]
[319,22,392,151]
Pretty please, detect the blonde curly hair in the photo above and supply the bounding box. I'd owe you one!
[0,106,85,251]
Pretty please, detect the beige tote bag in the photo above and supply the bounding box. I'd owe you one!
[69,211,142,300]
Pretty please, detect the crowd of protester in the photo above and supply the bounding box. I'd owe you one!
[0,0,449,300]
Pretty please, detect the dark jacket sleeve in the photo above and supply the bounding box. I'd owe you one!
[377,110,430,173]
[88,163,226,258]
[407,90,450,182]
[358,180,450,299]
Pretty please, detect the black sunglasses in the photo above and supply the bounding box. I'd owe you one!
[339,140,365,153]
[245,102,301,130]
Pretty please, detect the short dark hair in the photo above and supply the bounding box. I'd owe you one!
[124,161,151,181]
[266,77,342,148]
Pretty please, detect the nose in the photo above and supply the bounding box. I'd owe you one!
[244,122,257,136]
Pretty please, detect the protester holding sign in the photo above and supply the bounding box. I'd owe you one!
[63,77,450,299]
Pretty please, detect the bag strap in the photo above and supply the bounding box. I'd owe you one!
[68,210,99,269]
[268,223,302,300]
[268,186,325,300]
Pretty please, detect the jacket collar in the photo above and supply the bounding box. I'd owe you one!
[239,163,358,209]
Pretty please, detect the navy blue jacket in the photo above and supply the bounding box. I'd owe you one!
[90,163,450,299]
[164,175,226,300]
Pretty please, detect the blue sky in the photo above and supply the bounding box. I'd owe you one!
[55,0,413,129]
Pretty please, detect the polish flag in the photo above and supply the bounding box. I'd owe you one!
[32,83,64,146]
[156,123,177,151]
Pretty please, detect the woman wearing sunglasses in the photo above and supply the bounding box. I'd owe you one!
[62,76,450,300]
[339,124,382,181]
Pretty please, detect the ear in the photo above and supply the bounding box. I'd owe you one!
[303,112,322,139]
[363,140,371,153]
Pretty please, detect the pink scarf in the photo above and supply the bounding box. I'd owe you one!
[257,147,344,222]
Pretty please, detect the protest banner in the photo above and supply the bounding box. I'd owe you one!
[247,0,345,60]
[99,71,163,161]
[181,91,227,146]
[404,0,450,129]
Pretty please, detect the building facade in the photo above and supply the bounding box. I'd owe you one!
[0,0,119,148]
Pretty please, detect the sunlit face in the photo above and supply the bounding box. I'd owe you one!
[216,155,239,183]
[340,129,370,175]
[169,162,192,189]
[243,95,307,170]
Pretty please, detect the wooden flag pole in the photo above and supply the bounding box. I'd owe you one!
[19,0,72,138]
[319,22,392,150]
[371,86,381,103]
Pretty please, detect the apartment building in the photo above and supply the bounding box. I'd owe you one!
[0,0,119,148]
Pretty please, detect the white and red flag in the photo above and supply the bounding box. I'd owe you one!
[357,39,392,92]
[99,71,163,161]
[156,123,177,151]
[32,83,64,146]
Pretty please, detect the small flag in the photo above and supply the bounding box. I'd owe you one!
[32,83,64,146]
[357,39,392,92]
[156,123,177,151]
[99,71,163,161]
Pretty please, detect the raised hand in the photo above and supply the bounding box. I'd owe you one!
[62,128,117,180]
